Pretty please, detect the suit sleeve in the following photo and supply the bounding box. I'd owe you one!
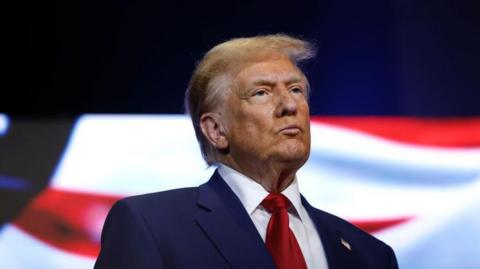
[94,199,165,269]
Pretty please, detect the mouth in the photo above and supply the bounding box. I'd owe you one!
[278,125,302,135]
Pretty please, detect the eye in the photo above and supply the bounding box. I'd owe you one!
[290,87,304,94]
[253,89,268,97]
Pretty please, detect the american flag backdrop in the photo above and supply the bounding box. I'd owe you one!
[0,114,479,268]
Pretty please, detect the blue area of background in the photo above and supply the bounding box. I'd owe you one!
[19,0,480,116]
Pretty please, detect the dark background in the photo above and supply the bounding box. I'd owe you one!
[19,0,480,116]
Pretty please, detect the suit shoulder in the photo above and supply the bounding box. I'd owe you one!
[307,204,398,268]
[309,206,392,249]
[113,187,199,212]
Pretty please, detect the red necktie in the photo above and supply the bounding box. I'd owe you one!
[261,193,307,269]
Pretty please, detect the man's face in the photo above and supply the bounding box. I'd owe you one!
[222,57,311,168]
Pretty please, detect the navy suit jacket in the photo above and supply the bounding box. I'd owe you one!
[95,170,398,269]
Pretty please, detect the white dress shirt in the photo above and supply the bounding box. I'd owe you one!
[218,164,329,269]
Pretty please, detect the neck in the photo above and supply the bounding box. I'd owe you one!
[220,157,299,193]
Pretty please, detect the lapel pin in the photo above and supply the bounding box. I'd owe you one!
[340,238,352,251]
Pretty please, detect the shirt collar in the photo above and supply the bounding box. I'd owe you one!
[218,164,305,221]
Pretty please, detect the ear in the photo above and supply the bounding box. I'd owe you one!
[199,112,229,150]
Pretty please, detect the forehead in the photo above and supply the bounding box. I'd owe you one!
[233,57,306,87]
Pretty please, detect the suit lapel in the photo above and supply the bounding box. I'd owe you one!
[302,196,360,269]
[195,171,276,269]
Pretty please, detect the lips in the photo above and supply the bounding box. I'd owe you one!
[278,124,302,135]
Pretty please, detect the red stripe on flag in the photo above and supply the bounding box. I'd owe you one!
[351,216,413,234]
[12,188,121,258]
[311,117,480,148]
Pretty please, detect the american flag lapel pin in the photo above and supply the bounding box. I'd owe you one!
[340,238,352,251]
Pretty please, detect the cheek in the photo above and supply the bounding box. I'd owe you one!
[305,127,311,147]
[241,120,268,139]
[228,112,265,139]
[237,107,274,132]
[300,104,311,125]
[236,120,273,151]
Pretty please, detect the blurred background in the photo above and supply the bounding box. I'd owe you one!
[3,0,480,268]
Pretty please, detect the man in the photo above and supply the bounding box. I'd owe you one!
[95,34,399,269]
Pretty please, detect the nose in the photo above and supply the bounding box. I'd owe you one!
[275,89,297,117]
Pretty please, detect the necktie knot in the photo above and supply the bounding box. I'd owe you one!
[261,193,292,213]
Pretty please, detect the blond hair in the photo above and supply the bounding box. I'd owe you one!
[185,34,316,165]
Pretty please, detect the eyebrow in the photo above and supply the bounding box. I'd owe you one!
[251,76,305,87]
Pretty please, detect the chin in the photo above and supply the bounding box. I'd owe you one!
[274,143,310,165]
